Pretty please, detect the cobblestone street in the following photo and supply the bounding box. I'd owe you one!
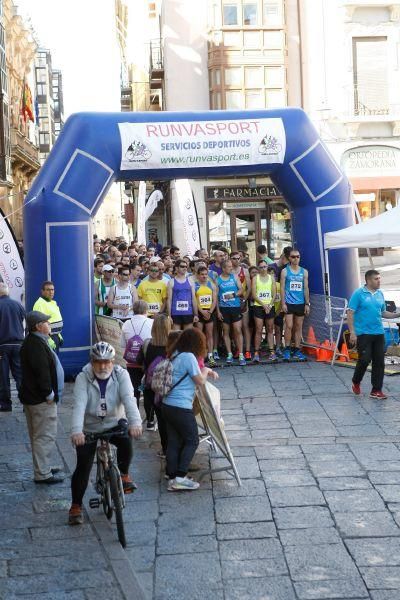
[3,361,400,599]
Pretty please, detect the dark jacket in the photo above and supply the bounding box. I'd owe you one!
[0,296,25,345]
[19,334,58,405]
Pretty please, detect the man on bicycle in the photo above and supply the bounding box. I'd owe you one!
[69,342,142,525]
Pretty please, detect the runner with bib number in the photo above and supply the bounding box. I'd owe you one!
[251,260,277,362]
[280,249,310,361]
[167,260,199,331]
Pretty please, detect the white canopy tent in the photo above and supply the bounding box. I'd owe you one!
[325,205,400,250]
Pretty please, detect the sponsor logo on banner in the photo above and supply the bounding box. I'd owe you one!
[0,209,24,304]
[118,118,286,171]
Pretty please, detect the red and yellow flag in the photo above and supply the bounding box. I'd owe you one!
[21,80,34,123]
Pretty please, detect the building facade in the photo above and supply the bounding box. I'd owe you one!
[3,0,40,239]
[298,0,400,221]
[34,48,56,164]
[52,69,64,137]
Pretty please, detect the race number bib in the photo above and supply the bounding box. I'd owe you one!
[148,302,160,313]
[222,291,235,302]
[199,294,212,307]
[257,291,271,301]
[290,281,303,292]
[97,401,107,418]
[176,300,189,312]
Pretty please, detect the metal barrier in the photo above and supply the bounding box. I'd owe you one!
[302,294,348,364]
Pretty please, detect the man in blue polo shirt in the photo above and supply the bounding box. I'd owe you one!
[348,269,400,399]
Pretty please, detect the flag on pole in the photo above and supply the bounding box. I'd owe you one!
[21,80,34,123]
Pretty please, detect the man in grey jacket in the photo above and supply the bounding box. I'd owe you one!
[69,341,142,525]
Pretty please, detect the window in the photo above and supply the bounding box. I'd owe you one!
[213,69,221,86]
[266,88,286,107]
[224,31,241,46]
[245,90,264,109]
[225,90,243,109]
[353,37,388,115]
[263,0,283,26]
[40,118,49,132]
[223,3,238,25]
[264,30,284,48]
[243,2,258,25]
[265,66,285,87]
[225,67,242,86]
[39,132,49,145]
[245,67,263,87]
[244,31,259,48]
[212,92,222,109]
[36,83,46,96]
[39,105,48,117]
[36,68,47,83]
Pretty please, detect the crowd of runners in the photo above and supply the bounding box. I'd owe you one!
[93,236,310,366]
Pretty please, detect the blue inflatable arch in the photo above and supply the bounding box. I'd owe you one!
[24,108,358,375]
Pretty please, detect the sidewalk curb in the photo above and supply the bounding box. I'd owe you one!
[56,423,148,600]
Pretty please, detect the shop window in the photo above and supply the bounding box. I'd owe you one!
[207,201,232,252]
[269,201,292,259]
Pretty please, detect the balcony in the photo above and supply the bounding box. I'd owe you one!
[10,128,41,175]
[149,39,164,90]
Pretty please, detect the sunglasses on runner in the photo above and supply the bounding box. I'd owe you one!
[149,268,159,272]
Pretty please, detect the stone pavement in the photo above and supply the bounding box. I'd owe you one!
[4,361,400,599]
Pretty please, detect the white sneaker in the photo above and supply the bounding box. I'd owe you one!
[172,476,200,491]
[167,478,177,491]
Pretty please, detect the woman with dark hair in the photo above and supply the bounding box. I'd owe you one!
[162,328,212,491]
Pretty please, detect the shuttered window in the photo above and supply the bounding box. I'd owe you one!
[353,37,388,115]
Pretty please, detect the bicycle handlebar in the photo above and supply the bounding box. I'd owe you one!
[84,419,129,443]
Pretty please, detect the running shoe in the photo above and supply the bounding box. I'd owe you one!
[146,420,155,430]
[275,347,283,359]
[208,356,217,368]
[171,476,200,491]
[121,474,137,494]
[156,450,166,459]
[244,351,252,361]
[267,352,277,362]
[253,353,260,363]
[239,354,246,366]
[226,353,233,364]
[68,503,83,526]
[213,350,220,361]
[167,478,177,491]
[352,382,361,395]
[292,349,306,361]
[282,347,291,361]
[370,389,388,400]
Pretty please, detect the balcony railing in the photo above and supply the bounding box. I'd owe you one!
[149,39,164,74]
[340,84,400,119]
[10,127,40,174]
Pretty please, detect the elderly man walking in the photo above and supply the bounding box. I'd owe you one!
[20,311,64,484]
[0,283,25,411]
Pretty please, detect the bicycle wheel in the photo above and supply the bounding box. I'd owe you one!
[109,466,127,548]
[98,460,113,520]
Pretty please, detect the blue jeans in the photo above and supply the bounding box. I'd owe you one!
[0,344,22,407]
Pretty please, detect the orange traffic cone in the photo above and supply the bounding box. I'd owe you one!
[338,341,350,362]
[316,340,329,362]
[304,326,318,356]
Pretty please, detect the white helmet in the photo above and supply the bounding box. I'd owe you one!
[90,341,115,361]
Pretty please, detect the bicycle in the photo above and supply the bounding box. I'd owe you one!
[87,419,129,547]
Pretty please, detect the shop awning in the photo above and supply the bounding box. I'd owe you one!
[324,205,400,249]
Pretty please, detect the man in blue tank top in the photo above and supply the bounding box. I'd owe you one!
[280,249,310,361]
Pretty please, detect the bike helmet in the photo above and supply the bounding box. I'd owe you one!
[90,341,115,361]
